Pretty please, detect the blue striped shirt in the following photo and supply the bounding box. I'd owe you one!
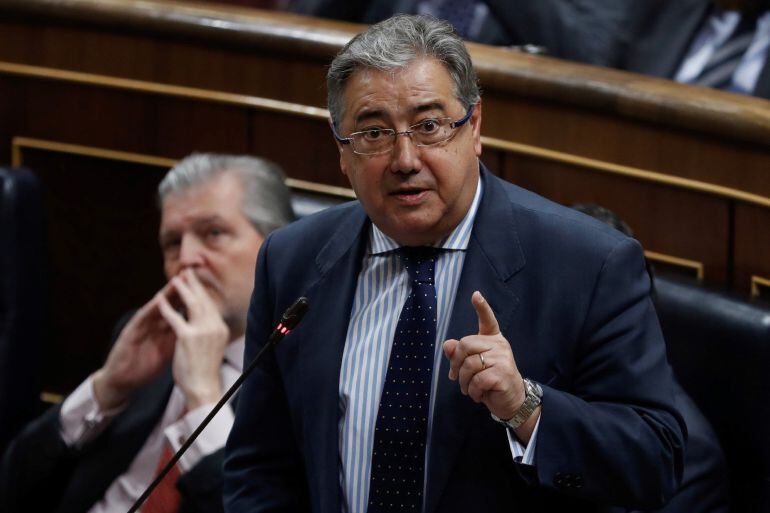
[338,178,491,513]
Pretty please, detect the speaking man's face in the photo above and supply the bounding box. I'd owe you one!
[158,171,264,333]
[335,57,482,247]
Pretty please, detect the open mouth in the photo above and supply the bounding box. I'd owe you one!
[391,188,429,203]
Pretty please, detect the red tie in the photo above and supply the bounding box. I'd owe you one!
[143,403,188,513]
[141,443,183,513]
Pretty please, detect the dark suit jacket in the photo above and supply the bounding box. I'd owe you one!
[0,369,228,513]
[483,0,658,66]
[621,0,770,99]
[224,166,685,512]
[292,0,651,65]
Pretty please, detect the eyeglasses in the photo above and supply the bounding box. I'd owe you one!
[331,104,475,156]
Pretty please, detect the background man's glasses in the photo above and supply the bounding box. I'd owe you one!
[332,104,475,156]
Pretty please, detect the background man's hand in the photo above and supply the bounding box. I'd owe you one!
[442,291,540,442]
[158,269,230,411]
[92,283,177,411]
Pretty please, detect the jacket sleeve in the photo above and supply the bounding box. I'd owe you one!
[177,448,227,513]
[0,404,78,513]
[531,237,686,509]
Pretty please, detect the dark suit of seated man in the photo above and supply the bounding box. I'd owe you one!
[224,14,686,513]
[0,153,294,513]
[622,0,770,99]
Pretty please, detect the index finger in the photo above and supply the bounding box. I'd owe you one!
[472,291,500,336]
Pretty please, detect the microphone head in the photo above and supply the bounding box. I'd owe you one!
[281,297,309,330]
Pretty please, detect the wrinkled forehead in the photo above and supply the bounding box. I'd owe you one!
[159,174,245,231]
[341,58,460,122]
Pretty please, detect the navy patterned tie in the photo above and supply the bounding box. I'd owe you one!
[693,13,757,91]
[368,247,438,513]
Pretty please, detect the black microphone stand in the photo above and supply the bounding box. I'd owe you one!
[127,297,309,513]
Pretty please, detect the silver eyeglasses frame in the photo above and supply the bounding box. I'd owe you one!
[331,104,476,156]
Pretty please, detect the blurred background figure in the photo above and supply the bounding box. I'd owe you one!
[621,0,770,98]
[286,0,652,66]
[0,154,295,513]
[285,0,770,97]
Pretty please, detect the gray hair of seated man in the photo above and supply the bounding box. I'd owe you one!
[326,14,481,126]
[158,153,296,237]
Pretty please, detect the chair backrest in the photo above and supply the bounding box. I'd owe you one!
[654,275,770,513]
[290,189,349,220]
[0,167,47,455]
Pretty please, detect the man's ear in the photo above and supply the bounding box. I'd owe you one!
[471,101,483,157]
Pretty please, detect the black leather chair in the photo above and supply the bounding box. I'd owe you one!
[655,275,770,513]
[290,189,349,220]
[0,167,47,456]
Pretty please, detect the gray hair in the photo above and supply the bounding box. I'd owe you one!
[158,153,295,236]
[327,14,481,125]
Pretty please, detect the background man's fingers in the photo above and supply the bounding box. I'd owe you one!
[171,276,199,316]
[184,269,209,298]
[158,293,187,334]
[472,291,500,336]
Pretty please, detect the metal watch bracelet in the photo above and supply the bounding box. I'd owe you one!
[490,378,543,430]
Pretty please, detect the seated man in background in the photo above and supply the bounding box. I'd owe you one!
[288,0,655,66]
[571,204,728,513]
[622,0,770,98]
[0,153,295,513]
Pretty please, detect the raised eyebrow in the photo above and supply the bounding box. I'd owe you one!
[354,109,387,126]
[413,102,446,116]
[192,215,226,228]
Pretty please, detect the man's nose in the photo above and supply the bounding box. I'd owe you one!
[178,234,205,269]
[389,132,423,174]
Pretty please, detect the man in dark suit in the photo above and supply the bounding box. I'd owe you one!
[224,14,685,513]
[622,0,770,99]
[0,153,294,513]
[290,0,650,66]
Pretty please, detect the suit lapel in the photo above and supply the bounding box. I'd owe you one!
[424,169,524,513]
[297,205,368,513]
[64,371,174,513]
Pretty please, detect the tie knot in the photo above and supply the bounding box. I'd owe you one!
[398,246,438,285]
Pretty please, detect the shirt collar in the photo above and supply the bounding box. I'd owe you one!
[368,175,483,255]
[224,336,245,372]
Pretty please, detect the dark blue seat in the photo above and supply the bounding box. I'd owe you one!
[655,275,770,513]
[0,167,48,456]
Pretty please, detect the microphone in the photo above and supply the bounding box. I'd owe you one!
[127,296,309,513]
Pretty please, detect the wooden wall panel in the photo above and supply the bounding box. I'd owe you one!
[249,110,344,187]
[17,149,168,393]
[0,19,333,107]
[482,93,770,198]
[0,74,253,158]
[502,153,731,285]
[735,205,770,298]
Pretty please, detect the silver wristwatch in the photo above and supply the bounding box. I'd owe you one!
[490,378,543,430]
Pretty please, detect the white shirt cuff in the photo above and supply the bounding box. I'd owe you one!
[506,414,541,466]
[164,402,234,472]
[59,375,126,448]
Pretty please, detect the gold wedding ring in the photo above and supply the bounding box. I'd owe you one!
[479,352,486,370]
